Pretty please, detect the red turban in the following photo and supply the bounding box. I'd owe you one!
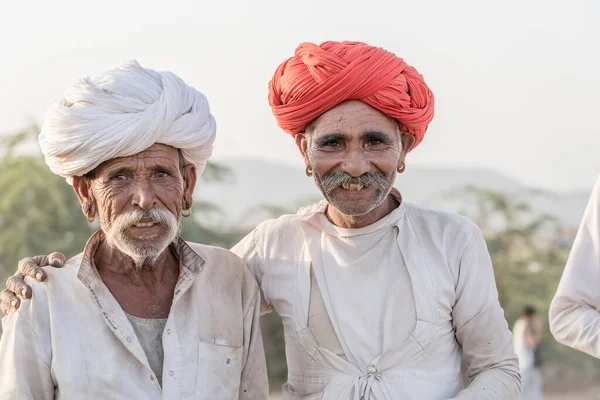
[268,41,434,150]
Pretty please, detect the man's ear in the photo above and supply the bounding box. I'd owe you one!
[72,176,96,218]
[398,132,415,166]
[181,164,197,210]
[294,133,310,167]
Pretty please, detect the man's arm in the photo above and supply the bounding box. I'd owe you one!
[0,287,54,399]
[239,286,269,399]
[0,253,66,315]
[231,228,273,315]
[549,176,600,358]
[451,227,521,400]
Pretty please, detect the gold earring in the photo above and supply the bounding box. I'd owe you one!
[397,162,406,174]
[306,166,313,177]
[181,208,192,218]
[86,205,95,223]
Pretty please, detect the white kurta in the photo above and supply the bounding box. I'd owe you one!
[307,206,415,369]
[232,191,520,400]
[0,232,268,400]
[550,175,600,358]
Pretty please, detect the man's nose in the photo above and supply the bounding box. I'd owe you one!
[131,180,157,210]
[339,148,371,177]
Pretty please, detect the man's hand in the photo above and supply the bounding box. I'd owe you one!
[0,253,66,315]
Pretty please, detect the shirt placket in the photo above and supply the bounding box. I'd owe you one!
[160,260,201,398]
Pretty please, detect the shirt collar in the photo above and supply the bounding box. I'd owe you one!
[77,231,205,286]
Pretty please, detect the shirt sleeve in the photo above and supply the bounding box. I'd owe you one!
[549,176,600,358]
[451,227,521,400]
[0,297,54,400]
[239,286,269,400]
[231,227,273,315]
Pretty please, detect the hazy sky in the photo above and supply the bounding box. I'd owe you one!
[1,0,598,192]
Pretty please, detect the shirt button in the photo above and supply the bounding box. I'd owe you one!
[126,336,133,343]
[169,370,175,377]
[166,328,171,335]
[150,375,155,382]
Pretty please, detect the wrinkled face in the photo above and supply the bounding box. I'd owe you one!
[296,100,413,216]
[73,144,196,266]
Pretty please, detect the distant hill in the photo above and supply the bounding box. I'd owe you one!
[196,158,591,229]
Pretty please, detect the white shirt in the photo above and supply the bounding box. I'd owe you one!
[232,190,520,399]
[308,205,415,369]
[512,318,534,371]
[550,175,600,358]
[0,232,268,400]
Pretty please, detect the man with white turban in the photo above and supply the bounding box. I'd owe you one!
[3,42,519,399]
[0,60,268,399]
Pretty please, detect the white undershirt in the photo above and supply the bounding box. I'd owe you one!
[310,204,416,369]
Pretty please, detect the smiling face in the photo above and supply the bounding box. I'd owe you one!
[296,100,414,218]
[73,143,197,267]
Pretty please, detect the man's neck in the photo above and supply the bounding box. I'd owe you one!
[93,240,179,285]
[92,239,180,319]
[326,193,400,229]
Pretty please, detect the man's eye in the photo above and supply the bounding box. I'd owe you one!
[366,139,383,146]
[111,174,127,181]
[322,141,342,148]
[156,171,170,178]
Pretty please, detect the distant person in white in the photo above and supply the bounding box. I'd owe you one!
[549,176,600,358]
[2,41,520,399]
[513,306,543,399]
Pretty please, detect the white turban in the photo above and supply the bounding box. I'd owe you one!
[39,60,216,183]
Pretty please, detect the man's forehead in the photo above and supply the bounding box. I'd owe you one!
[96,144,180,171]
[309,101,397,137]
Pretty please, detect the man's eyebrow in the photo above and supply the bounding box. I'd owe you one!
[103,166,133,177]
[364,131,394,144]
[314,133,348,146]
[150,164,178,173]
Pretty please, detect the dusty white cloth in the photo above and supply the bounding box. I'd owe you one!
[519,367,544,400]
[0,232,268,400]
[125,312,167,385]
[307,204,415,369]
[39,60,216,183]
[550,175,600,358]
[512,319,535,372]
[232,190,520,399]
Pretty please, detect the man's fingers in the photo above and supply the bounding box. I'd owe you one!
[0,301,8,316]
[5,275,31,299]
[48,252,66,268]
[18,257,46,281]
[0,289,21,313]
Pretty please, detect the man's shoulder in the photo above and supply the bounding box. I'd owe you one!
[253,203,322,237]
[184,242,253,277]
[404,202,478,240]
[25,253,83,293]
[185,242,243,263]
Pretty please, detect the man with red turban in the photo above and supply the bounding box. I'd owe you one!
[3,41,520,399]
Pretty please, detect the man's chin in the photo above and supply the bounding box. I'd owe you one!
[328,200,378,217]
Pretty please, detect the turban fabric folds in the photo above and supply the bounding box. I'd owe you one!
[268,41,434,150]
[39,60,216,183]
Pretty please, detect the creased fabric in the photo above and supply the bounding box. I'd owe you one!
[39,60,216,183]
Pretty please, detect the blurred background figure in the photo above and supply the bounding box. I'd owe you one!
[514,305,544,400]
